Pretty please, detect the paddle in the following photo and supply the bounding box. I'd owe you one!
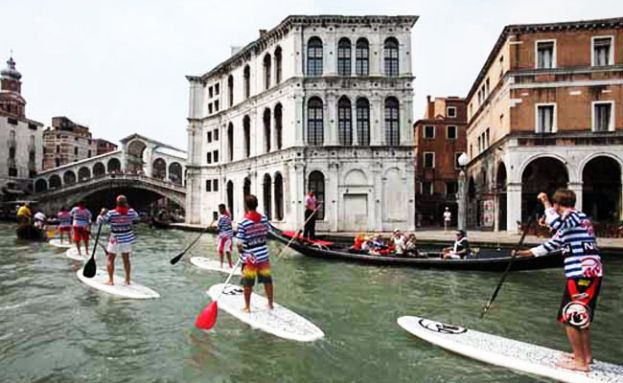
[82,221,104,278]
[480,209,538,318]
[274,201,324,256]
[170,219,216,265]
[195,258,242,330]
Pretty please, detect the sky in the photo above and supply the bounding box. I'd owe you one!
[3,0,622,149]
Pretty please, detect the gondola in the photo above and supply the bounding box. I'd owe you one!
[150,217,171,229]
[16,224,47,242]
[269,228,564,271]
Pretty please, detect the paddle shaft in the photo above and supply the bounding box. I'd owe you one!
[480,210,538,318]
[83,221,104,278]
[212,258,243,303]
[170,219,216,264]
[274,202,323,259]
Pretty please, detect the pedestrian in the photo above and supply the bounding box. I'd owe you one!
[102,195,140,285]
[443,207,452,232]
[70,201,92,256]
[57,206,72,244]
[216,203,234,269]
[236,194,273,313]
[303,190,317,240]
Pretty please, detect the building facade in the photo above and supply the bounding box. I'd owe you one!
[94,138,118,156]
[186,15,418,232]
[0,56,43,199]
[413,96,467,227]
[464,18,623,232]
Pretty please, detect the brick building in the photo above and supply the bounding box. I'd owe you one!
[464,18,623,232]
[413,96,467,227]
[94,138,118,156]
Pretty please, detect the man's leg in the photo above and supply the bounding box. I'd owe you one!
[226,251,233,268]
[243,286,253,313]
[303,209,311,238]
[558,325,589,371]
[264,283,274,310]
[309,211,316,240]
[84,234,90,255]
[74,230,82,255]
[581,328,593,364]
[106,253,117,285]
[121,253,131,284]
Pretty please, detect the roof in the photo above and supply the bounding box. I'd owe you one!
[466,17,623,100]
[120,133,186,153]
[188,14,419,82]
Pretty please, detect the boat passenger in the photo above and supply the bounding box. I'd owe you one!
[405,233,419,257]
[102,195,140,285]
[70,201,92,256]
[57,207,72,244]
[33,211,46,230]
[16,202,32,225]
[443,230,471,259]
[216,203,234,269]
[514,189,603,372]
[236,194,273,312]
[391,229,406,256]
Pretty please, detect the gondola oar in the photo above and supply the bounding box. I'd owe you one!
[82,221,104,278]
[480,209,538,318]
[170,220,216,265]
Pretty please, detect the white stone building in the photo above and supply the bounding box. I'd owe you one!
[185,15,418,232]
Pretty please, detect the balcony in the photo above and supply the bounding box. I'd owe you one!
[515,131,623,147]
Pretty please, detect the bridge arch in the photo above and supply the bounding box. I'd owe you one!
[127,139,147,173]
[35,179,48,193]
[78,166,91,181]
[63,170,76,185]
[107,158,121,173]
[93,162,105,177]
[152,158,167,179]
[49,175,62,189]
[169,162,182,185]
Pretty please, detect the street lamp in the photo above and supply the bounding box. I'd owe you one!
[457,153,469,231]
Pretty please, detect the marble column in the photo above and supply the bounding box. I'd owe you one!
[507,182,522,232]
[568,181,583,212]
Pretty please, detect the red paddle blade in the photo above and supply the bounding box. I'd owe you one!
[195,301,218,330]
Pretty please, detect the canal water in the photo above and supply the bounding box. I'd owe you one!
[1,223,622,382]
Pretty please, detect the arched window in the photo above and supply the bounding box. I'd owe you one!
[384,37,399,77]
[243,65,251,99]
[152,158,167,179]
[337,38,351,76]
[63,170,76,185]
[356,98,370,146]
[227,122,234,161]
[243,115,251,158]
[307,97,324,145]
[385,97,400,146]
[226,180,234,220]
[263,174,272,219]
[274,46,282,84]
[308,171,325,220]
[227,75,234,106]
[35,179,47,193]
[263,108,271,153]
[274,103,283,150]
[107,158,121,173]
[263,54,271,90]
[243,177,251,197]
[274,172,284,220]
[338,97,352,146]
[93,162,105,177]
[307,37,323,77]
[78,167,91,181]
[49,175,61,189]
[355,38,369,76]
[169,162,183,185]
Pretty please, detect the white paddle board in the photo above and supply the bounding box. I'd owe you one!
[65,247,88,261]
[76,269,160,299]
[49,239,73,249]
[207,283,324,342]
[397,316,623,383]
[190,257,241,275]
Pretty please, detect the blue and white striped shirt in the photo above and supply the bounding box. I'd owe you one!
[217,214,234,238]
[236,213,271,263]
[70,207,92,228]
[103,208,140,244]
[531,208,603,278]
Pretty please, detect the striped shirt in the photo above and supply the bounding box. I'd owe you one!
[531,208,603,278]
[217,214,234,238]
[70,207,92,228]
[103,208,140,244]
[236,213,271,263]
[57,211,72,227]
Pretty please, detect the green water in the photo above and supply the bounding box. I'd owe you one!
[1,223,622,382]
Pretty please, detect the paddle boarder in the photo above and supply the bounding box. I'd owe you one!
[216,203,234,269]
[514,189,603,372]
[70,201,92,256]
[236,194,273,312]
[57,207,72,244]
[102,195,140,285]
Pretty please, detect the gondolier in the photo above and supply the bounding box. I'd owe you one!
[514,189,603,372]
[303,191,317,240]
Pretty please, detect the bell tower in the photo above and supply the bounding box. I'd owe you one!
[0,56,26,118]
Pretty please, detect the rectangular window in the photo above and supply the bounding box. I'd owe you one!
[8,118,17,125]
[8,167,17,177]
[447,106,457,118]
[593,102,613,132]
[213,150,219,163]
[208,103,213,114]
[536,40,555,69]
[454,152,462,169]
[422,182,433,195]
[28,123,37,130]
[423,152,435,169]
[536,104,555,133]
[207,131,212,143]
[478,136,482,153]
[447,126,457,140]
[214,129,219,141]
[593,37,613,66]
[87,150,91,157]
[215,83,220,95]
[446,181,458,196]
[208,86,213,98]
[213,179,219,191]
[206,180,212,192]
[206,152,212,164]
[424,126,435,139]
[214,100,219,111]
[486,128,490,147]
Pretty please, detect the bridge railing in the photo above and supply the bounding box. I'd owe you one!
[35,173,186,196]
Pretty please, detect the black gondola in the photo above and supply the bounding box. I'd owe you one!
[150,217,171,229]
[269,228,564,271]
[16,225,47,242]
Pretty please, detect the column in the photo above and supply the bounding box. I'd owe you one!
[328,162,339,232]
[507,182,522,232]
[351,103,358,146]
[372,162,383,231]
[326,92,338,146]
[405,162,416,231]
[400,98,413,146]
[568,181,583,212]
[370,95,383,146]
[294,95,305,146]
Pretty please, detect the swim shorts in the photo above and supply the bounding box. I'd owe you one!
[240,260,272,287]
[72,226,90,242]
[558,277,601,329]
[107,237,132,255]
[218,235,232,253]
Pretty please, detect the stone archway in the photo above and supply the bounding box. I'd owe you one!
[168,162,183,185]
[93,162,105,177]
[263,174,272,219]
[522,157,568,220]
[582,156,621,222]
[152,158,166,179]
[63,170,76,185]
[35,179,48,193]
[496,162,507,231]
[49,175,62,189]
[127,140,147,173]
[107,158,121,173]
[227,180,234,221]
[78,166,91,182]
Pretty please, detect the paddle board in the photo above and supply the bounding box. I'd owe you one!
[65,247,88,261]
[207,283,324,342]
[76,269,160,299]
[190,257,241,275]
[397,316,623,383]
[49,239,73,249]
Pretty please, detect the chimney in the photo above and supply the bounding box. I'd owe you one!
[259,29,268,38]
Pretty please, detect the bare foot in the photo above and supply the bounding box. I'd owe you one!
[242,307,251,313]
[556,358,590,372]
[104,280,114,286]
[561,353,593,364]
[268,303,274,310]
[125,280,131,285]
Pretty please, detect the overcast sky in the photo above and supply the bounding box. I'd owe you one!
[3,0,621,149]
